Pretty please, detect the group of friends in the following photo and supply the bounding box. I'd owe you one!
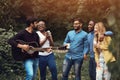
[8,17,116,80]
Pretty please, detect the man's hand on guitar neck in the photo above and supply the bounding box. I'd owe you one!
[17,44,30,52]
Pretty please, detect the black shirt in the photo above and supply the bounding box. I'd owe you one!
[8,29,40,61]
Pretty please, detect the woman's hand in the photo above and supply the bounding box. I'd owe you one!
[46,47,52,53]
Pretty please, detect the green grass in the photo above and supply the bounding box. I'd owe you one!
[41,52,90,80]
[0,40,90,80]
[40,41,90,80]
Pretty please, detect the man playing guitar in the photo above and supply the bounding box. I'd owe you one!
[8,17,40,80]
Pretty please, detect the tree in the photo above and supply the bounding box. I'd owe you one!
[76,0,120,79]
[0,0,119,79]
[32,0,79,40]
[0,0,24,31]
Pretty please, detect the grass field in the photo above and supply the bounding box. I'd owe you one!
[40,52,90,80]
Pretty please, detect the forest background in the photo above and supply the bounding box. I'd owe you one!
[0,0,120,80]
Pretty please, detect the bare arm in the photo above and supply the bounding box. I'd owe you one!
[47,35,54,46]
[39,31,54,46]
[39,36,47,46]
[17,43,30,51]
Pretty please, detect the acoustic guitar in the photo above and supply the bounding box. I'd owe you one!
[10,40,67,61]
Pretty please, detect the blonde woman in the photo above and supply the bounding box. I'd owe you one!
[93,22,116,80]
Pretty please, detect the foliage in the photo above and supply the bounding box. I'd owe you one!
[0,28,25,80]
[0,0,120,79]
[106,1,120,80]
[76,0,110,22]
[32,0,79,40]
[0,28,90,80]
[0,0,24,31]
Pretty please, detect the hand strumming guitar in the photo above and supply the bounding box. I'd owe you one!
[17,44,30,52]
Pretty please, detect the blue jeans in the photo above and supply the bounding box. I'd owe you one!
[89,57,96,80]
[62,57,83,80]
[24,58,39,80]
[38,53,57,80]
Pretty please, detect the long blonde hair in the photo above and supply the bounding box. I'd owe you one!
[94,22,106,42]
[96,22,106,35]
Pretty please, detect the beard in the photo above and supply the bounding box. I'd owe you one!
[32,26,38,31]
[74,28,79,31]
[74,26,81,31]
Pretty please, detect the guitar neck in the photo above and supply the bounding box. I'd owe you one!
[31,47,45,52]
[31,46,67,52]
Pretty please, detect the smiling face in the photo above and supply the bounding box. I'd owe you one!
[94,22,106,38]
[37,21,46,32]
[88,21,94,32]
[73,20,82,31]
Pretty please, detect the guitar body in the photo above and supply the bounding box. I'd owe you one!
[11,40,39,61]
[11,46,26,61]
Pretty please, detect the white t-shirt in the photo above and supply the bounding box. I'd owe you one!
[36,31,52,56]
